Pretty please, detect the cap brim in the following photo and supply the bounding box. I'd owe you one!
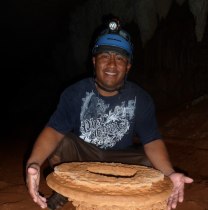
[93,45,130,59]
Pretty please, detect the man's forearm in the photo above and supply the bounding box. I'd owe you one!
[144,139,175,176]
[27,126,64,167]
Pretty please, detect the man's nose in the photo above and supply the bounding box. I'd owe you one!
[108,55,116,67]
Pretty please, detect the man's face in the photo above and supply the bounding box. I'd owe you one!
[93,51,131,95]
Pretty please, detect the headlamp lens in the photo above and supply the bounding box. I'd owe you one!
[109,21,118,31]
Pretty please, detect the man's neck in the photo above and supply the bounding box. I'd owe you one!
[96,85,118,96]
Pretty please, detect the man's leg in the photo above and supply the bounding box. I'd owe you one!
[103,145,152,166]
[48,132,104,167]
[49,133,150,167]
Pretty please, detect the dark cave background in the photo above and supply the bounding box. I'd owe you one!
[2,0,208,136]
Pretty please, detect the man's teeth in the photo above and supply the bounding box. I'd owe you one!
[106,72,116,75]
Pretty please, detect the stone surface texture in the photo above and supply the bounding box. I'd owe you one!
[46,162,172,210]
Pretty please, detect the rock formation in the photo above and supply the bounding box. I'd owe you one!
[47,162,172,210]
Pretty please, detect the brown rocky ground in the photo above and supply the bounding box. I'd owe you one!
[0,98,208,210]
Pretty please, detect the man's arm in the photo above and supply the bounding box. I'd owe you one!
[144,139,174,176]
[144,139,193,210]
[27,126,64,167]
[26,126,64,209]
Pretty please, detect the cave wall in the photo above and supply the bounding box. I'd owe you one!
[139,3,208,109]
[5,0,208,124]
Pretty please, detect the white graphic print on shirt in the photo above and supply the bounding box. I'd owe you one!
[80,91,136,149]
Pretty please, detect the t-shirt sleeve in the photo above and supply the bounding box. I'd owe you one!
[135,92,161,145]
[47,88,76,134]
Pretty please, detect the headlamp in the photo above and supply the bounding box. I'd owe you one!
[108,19,120,32]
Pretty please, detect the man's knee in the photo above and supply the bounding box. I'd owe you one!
[48,133,74,167]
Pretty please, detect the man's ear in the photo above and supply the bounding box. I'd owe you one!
[126,63,131,74]
[92,57,95,66]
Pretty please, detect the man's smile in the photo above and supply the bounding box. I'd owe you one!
[104,69,118,76]
[105,71,117,76]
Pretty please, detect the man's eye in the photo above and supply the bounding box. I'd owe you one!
[116,55,125,61]
[100,53,109,58]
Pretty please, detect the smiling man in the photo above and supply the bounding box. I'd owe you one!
[93,51,131,96]
[26,18,193,210]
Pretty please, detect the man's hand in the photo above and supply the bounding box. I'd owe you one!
[26,163,47,209]
[167,172,193,210]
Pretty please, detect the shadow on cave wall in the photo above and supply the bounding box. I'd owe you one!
[141,2,208,109]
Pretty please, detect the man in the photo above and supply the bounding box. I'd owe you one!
[26,19,193,210]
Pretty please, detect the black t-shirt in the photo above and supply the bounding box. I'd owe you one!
[47,78,161,150]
